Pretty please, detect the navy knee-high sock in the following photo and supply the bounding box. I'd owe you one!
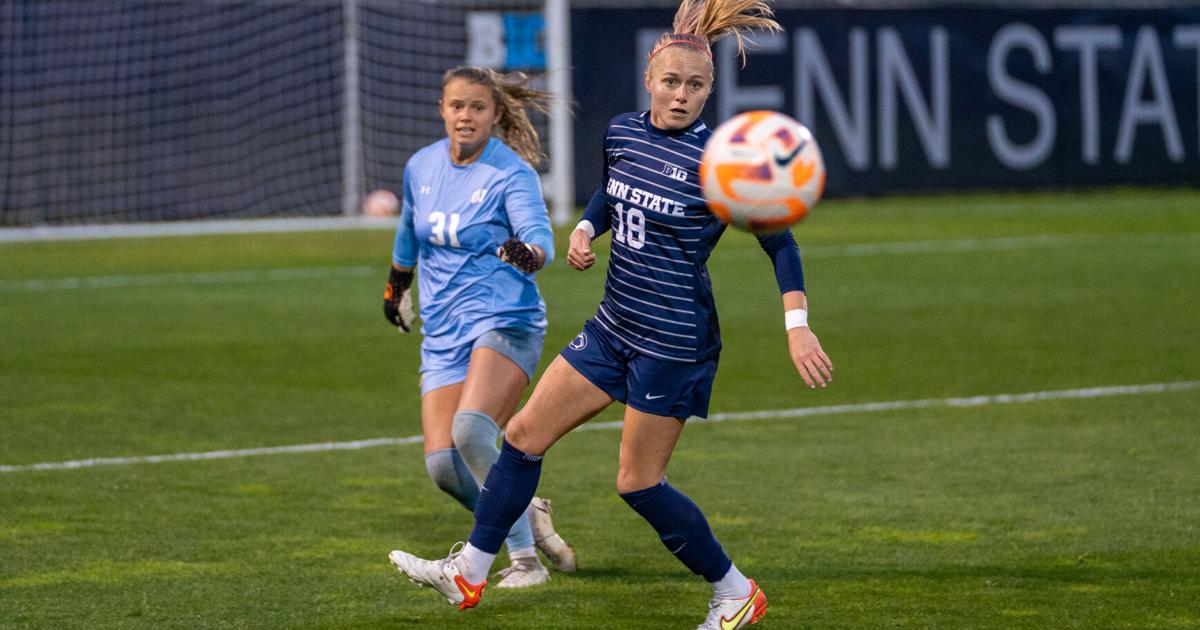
[620,479,733,582]
[467,439,543,554]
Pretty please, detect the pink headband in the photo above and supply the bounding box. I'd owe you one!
[648,33,712,63]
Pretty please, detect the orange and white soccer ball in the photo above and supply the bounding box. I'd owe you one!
[699,110,825,234]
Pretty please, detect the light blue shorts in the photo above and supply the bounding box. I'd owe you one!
[420,328,545,395]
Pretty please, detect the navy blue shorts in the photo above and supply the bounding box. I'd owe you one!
[560,319,718,419]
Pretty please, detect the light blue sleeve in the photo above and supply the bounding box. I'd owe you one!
[391,165,418,268]
[504,165,556,266]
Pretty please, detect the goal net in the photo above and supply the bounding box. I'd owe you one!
[0,0,567,228]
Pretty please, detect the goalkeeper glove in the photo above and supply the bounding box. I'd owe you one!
[383,267,415,332]
[497,238,542,273]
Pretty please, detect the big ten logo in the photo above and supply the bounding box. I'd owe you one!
[465,12,545,71]
[662,164,688,182]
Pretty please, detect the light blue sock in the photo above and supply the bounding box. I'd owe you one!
[423,447,479,511]
[453,410,537,552]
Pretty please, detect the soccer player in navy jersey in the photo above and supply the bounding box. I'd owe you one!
[382,66,575,589]
[388,2,832,627]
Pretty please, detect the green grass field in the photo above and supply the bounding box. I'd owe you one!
[2,188,1198,629]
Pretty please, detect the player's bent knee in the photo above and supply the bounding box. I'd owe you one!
[451,410,500,452]
[502,414,545,456]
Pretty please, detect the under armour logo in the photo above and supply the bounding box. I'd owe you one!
[469,188,488,203]
[420,186,431,195]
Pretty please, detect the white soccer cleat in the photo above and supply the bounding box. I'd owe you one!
[528,496,577,573]
[493,557,551,589]
[696,579,768,629]
[387,543,486,610]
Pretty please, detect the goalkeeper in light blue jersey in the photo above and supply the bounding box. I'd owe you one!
[380,66,575,588]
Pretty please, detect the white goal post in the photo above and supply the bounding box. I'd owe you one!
[0,0,575,232]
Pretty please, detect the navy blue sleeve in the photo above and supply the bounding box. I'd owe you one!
[756,230,805,294]
[580,187,609,237]
[579,124,614,238]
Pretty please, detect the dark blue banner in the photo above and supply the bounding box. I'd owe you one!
[572,8,1200,200]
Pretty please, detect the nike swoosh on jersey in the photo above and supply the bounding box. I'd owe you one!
[645,393,666,400]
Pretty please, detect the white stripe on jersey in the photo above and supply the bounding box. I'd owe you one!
[644,240,697,255]
[665,131,706,146]
[607,131,703,165]
[604,297,700,328]
[640,211,705,231]
[594,312,699,354]
[609,165,706,204]
[618,232,696,255]
[604,295,697,328]
[607,284,693,315]
[612,241,695,267]
[608,270,695,303]
[611,255,693,279]
[598,304,697,340]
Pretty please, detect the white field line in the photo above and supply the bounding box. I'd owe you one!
[804,234,1073,257]
[5,233,1192,293]
[2,380,1196,474]
[0,216,397,243]
[0,266,375,292]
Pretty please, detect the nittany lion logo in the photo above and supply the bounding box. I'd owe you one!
[569,332,587,351]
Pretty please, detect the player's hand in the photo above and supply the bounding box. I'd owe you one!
[567,229,595,271]
[497,238,544,273]
[383,267,415,332]
[787,326,833,389]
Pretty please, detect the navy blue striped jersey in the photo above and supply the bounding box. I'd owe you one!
[581,111,806,363]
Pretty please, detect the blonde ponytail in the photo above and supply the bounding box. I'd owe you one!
[648,0,782,67]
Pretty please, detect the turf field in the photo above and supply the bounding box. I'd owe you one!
[1,188,1198,629]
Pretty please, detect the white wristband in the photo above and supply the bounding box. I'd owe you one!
[575,220,596,239]
[785,308,809,331]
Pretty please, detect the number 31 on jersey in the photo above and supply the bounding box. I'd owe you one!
[429,211,461,247]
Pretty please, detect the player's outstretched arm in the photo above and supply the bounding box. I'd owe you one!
[782,290,832,389]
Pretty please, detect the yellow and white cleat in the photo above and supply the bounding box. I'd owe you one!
[388,543,486,611]
[696,579,768,629]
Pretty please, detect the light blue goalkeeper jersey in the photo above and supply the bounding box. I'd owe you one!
[392,137,555,351]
